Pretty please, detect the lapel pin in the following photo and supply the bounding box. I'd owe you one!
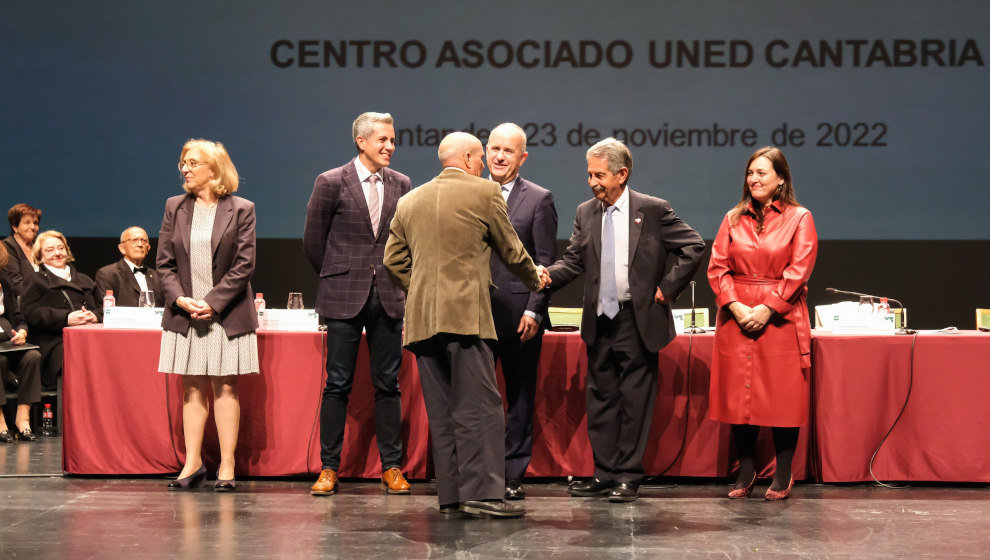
[634,217,642,224]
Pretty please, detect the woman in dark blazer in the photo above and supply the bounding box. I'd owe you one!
[0,243,44,442]
[3,203,42,296]
[157,138,258,492]
[20,231,102,392]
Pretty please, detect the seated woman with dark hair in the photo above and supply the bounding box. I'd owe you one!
[0,243,44,442]
[20,230,101,391]
[2,203,42,295]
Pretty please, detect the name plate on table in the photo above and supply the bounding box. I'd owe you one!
[258,309,320,332]
[672,308,710,333]
[103,307,164,329]
[547,306,581,332]
[814,301,896,334]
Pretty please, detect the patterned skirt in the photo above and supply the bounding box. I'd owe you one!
[158,320,259,376]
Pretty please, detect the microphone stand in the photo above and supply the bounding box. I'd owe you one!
[684,281,705,334]
[825,287,914,335]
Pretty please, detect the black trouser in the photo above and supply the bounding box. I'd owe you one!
[586,307,658,484]
[319,287,403,472]
[493,327,543,480]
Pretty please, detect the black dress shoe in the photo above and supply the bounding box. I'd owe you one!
[505,478,525,500]
[18,428,37,441]
[0,430,12,443]
[460,499,525,518]
[439,502,461,514]
[567,477,615,497]
[608,482,639,502]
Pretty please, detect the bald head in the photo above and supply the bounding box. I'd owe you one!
[486,123,529,185]
[438,132,485,176]
[118,226,150,265]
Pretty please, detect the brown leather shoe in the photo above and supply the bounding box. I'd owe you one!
[381,467,411,494]
[310,469,338,496]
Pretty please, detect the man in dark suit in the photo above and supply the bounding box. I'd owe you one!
[304,112,412,497]
[485,123,558,500]
[547,138,705,502]
[95,227,163,307]
[384,132,548,518]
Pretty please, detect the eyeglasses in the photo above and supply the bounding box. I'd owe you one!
[122,238,149,246]
[177,159,206,172]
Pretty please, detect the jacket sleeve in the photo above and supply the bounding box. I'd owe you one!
[525,189,558,314]
[203,201,257,315]
[156,199,183,310]
[763,209,818,315]
[708,213,739,309]
[302,173,339,275]
[487,188,540,292]
[2,239,25,295]
[655,199,706,302]
[94,266,119,301]
[21,279,70,334]
[547,209,587,290]
[383,200,411,292]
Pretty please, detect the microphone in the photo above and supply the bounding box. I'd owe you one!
[825,287,913,334]
[684,281,704,334]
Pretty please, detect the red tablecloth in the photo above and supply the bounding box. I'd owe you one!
[62,326,430,477]
[813,331,990,482]
[529,332,809,480]
[62,326,807,480]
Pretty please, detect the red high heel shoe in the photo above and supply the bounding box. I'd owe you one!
[765,476,794,501]
[728,474,757,499]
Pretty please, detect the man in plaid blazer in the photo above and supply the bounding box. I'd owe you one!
[303,112,412,497]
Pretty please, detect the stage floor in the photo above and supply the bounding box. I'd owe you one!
[1,438,988,558]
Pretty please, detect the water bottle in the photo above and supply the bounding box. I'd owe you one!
[877,297,891,315]
[254,292,266,313]
[103,290,116,313]
[41,404,55,436]
[877,297,893,329]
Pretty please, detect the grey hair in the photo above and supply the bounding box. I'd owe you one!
[586,137,633,183]
[352,112,394,144]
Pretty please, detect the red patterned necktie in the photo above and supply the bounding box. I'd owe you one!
[368,174,381,234]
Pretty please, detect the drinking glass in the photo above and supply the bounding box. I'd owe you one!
[287,292,304,310]
[138,290,155,309]
[857,296,875,315]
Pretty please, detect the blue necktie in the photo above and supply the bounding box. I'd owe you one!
[601,205,619,319]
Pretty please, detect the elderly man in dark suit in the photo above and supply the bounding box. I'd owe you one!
[547,138,705,502]
[95,227,163,307]
[304,112,412,497]
[485,123,558,500]
[384,132,548,518]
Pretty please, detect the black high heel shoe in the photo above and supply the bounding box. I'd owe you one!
[168,465,208,490]
[18,427,37,441]
[214,477,237,492]
[0,430,13,443]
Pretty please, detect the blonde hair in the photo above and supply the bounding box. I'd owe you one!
[33,230,75,265]
[180,139,240,197]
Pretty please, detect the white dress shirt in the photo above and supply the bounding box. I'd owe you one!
[597,186,631,316]
[124,258,150,292]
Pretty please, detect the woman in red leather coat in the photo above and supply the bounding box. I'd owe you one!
[708,147,818,500]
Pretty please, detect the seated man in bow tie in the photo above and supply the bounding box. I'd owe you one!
[95,226,163,307]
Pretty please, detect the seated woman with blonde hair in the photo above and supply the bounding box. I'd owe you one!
[20,231,102,391]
